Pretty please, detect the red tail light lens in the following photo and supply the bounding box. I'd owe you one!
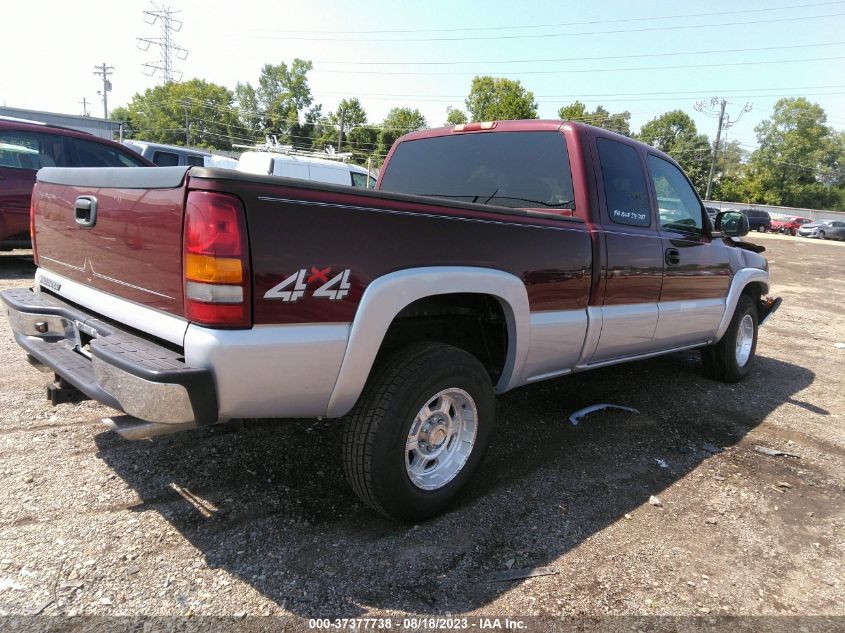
[183,191,251,328]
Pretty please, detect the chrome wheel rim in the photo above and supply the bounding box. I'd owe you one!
[735,314,754,367]
[405,388,478,491]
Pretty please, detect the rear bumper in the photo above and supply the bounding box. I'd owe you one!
[1,287,217,426]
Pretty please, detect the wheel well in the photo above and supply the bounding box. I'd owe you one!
[742,282,765,303]
[379,293,509,383]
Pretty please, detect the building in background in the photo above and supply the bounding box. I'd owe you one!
[0,107,121,140]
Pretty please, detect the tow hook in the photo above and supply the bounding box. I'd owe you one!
[759,296,782,326]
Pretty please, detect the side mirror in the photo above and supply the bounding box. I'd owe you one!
[715,211,749,237]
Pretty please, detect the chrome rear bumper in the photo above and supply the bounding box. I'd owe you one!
[1,288,217,430]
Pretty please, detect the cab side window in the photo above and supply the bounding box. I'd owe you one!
[72,138,147,167]
[596,138,651,227]
[0,131,66,170]
[648,155,704,233]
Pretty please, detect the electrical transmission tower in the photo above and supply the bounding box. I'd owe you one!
[93,63,114,119]
[137,4,188,83]
[695,97,752,200]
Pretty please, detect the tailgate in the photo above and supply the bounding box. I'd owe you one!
[33,167,189,316]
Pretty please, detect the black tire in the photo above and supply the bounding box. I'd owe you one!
[819,230,826,240]
[701,294,759,383]
[757,226,766,233]
[342,342,495,522]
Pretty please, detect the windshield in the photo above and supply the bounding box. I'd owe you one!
[379,131,575,210]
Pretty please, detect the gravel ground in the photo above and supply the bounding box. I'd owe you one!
[0,234,843,626]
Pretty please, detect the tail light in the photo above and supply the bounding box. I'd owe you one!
[183,191,251,328]
[30,195,38,264]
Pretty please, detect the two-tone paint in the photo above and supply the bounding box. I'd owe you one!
[14,121,771,426]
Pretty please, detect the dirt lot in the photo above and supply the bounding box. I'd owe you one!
[0,234,843,627]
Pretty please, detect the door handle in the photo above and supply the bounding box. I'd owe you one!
[74,196,97,228]
[665,248,681,266]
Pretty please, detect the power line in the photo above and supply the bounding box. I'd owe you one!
[309,54,845,76]
[250,10,845,42]
[137,4,188,83]
[311,40,845,67]
[250,1,844,36]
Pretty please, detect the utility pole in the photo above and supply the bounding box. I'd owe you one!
[183,100,190,145]
[696,97,752,201]
[137,4,188,83]
[337,109,345,153]
[79,98,90,117]
[93,63,114,119]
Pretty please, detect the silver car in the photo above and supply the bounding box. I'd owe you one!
[798,221,845,240]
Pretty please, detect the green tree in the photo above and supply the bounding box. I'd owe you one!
[464,76,538,121]
[745,98,845,209]
[235,59,318,146]
[558,101,631,136]
[375,107,428,159]
[445,107,468,126]
[313,98,375,164]
[110,79,241,150]
[637,110,712,193]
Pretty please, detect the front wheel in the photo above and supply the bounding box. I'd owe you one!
[701,295,759,383]
[342,342,494,521]
[819,230,826,240]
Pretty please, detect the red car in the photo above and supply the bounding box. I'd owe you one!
[771,216,812,235]
[0,117,153,251]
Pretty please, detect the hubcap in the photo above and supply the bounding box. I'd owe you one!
[405,388,478,491]
[735,313,755,367]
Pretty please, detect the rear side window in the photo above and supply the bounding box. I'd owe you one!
[648,155,703,233]
[186,155,205,167]
[0,130,67,170]
[152,151,179,167]
[351,172,375,188]
[72,138,147,167]
[379,131,574,210]
[596,138,650,227]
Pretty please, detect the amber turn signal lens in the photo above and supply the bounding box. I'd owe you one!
[184,252,242,284]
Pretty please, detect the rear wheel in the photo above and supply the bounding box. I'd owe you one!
[757,226,766,233]
[702,295,758,383]
[342,342,494,521]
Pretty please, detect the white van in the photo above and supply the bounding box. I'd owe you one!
[237,151,375,188]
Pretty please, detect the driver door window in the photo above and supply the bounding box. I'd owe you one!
[648,155,703,233]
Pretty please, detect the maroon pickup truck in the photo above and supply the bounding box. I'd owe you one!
[1,120,780,520]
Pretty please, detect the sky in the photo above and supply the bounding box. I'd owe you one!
[2,0,845,154]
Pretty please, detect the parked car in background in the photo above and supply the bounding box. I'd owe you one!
[798,220,845,240]
[0,117,152,251]
[780,217,813,235]
[741,208,772,232]
[238,150,376,188]
[124,140,210,167]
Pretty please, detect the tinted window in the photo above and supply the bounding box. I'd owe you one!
[596,138,650,226]
[648,155,703,233]
[186,154,205,167]
[72,138,146,167]
[380,131,574,210]
[351,172,372,188]
[0,130,67,170]
[152,151,179,167]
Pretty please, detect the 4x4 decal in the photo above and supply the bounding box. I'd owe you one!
[264,267,351,301]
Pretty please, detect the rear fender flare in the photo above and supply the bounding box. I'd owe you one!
[325,266,530,418]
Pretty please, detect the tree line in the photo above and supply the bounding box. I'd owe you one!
[112,59,845,211]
